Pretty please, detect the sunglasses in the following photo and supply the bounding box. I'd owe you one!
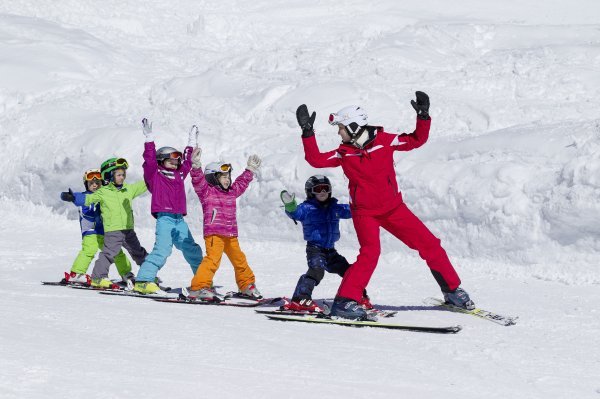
[85,171,102,181]
[312,184,331,194]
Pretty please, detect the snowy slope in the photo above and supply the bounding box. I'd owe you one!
[0,1,599,398]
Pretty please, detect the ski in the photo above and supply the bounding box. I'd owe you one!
[70,285,125,292]
[369,309,398,318]
[41,281,90,287]
[322,301,397,318]
[224,292,283,305]
[153,294,262,307]
[255,309,323,316]
[97,290,175,299]
[424,297,517,326]
[265,314,461,333]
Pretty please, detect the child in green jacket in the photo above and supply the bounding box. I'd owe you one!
[65,157,149,288]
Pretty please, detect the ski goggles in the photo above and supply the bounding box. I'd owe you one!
[165,151,182,160]
[85,171,102,181]
[328,113,342,125]
[311,184,331,194]
[105,158,129,170]
[218,164,232,173]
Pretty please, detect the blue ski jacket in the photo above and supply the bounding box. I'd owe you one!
[71,190,104,237]
[285,197,351,249]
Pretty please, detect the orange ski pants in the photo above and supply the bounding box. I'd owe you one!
[190,235,255,291]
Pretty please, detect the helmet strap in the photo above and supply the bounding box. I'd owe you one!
[350,127,367,148]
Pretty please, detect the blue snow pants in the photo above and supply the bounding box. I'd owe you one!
[136,213,203,282]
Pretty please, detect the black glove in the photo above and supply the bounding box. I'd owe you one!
[411,91,430,120]
[60,188,75,202]
[296,104,316,138]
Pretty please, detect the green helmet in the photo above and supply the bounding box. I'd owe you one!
[100,157,129,182]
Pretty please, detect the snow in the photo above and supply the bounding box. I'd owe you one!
[0,1,599,398]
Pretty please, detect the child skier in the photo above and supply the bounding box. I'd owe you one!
[188,147,263,301]
[65,157,149,288]
[59,169,133,284]
[280,175,372,313]
[133,118,204,295]
[296,91,475,320]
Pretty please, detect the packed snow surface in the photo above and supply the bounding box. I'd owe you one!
[0,1,599,398]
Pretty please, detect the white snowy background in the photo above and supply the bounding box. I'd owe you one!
[0,1,599,398]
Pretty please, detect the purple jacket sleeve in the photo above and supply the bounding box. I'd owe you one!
[143,141,158,190]
[229,169,253,198]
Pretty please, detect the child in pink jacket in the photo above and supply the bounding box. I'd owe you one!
[188,147,262,301]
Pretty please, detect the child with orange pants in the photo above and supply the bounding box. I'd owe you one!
[188,147,262,301]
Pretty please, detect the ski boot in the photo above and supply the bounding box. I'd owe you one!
[133,281,166,295]
[281,298,323,313]
[329,297,368,321]
[187,287,225,302]
[91,277,120,290]
[359,294,374,310]
[64,271,91,285]
[240,283,263,300]
[443,287,475,310]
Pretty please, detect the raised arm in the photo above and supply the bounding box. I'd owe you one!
[302,136,341,168]
[180,125,198,177]
[141,118,158,183]
[190,150,210,200]
[229,169,253,198]
[390,91,432,151]
[295,104,341,168]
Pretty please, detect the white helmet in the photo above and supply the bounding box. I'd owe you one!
[328,105,368,134]
[204,161,232,189]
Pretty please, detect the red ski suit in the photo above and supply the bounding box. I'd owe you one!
[302,118,461,301]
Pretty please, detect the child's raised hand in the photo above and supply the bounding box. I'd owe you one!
[188,125,199,147]
[191,147,202,169]
[60,188,75,202]
[141,118,154,141]
[246,154,261,174]
[280,190,297,212]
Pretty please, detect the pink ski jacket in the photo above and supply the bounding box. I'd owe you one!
[191,168,254,237]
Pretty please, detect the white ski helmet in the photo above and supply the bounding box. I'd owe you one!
[329,105,375,148]
[328,105,368,134]
[204,161,232,189]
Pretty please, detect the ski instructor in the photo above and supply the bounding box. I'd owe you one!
[294,91,474,320]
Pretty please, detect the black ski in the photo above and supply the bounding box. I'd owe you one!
[265,314,462,333]
[41,280,89,287]
[255,309,322,316]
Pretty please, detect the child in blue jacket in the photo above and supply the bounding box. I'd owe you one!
[59,169,132,284]
[280,175,371,312]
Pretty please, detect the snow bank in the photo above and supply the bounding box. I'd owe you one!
[0,1,599,285]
